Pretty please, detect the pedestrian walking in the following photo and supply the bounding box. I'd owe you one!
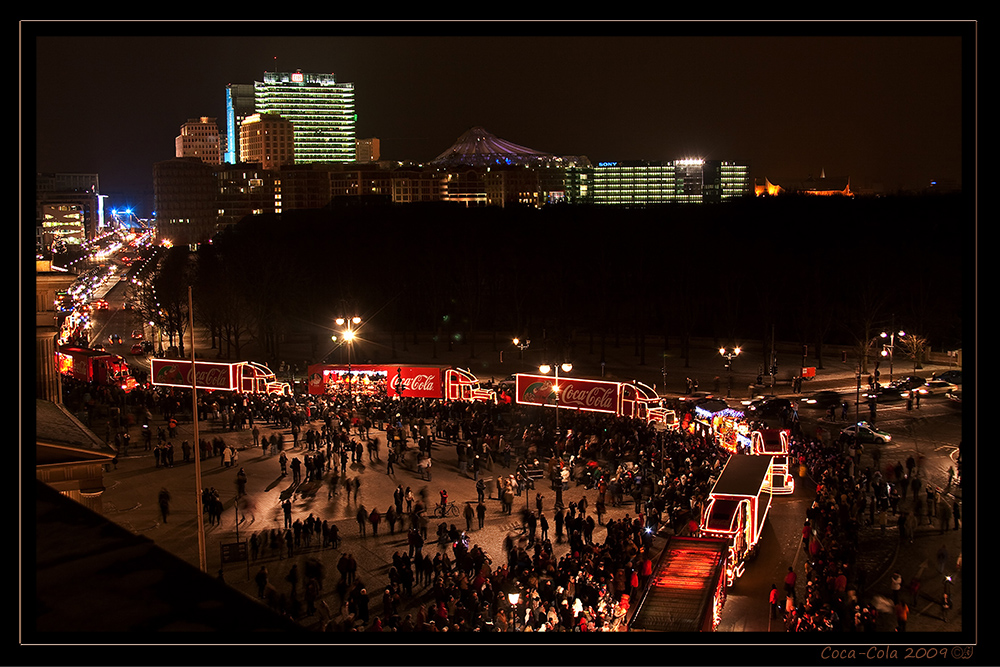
[357,505,368,537]
[235,467,248,498]
[895,599,909,632]
[464,502,474,532]
[784,567,797,598]
[255,565,269,598]
[158,488,171,523]
[769,584,781,620]
[890,572,902,603]
[939,502,952,534]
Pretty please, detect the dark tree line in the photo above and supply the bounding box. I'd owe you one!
[155,193,967,368]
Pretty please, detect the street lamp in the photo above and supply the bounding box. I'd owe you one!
[333,316,362,401]
[513,337,531,360]
[539,361,573,435]
[880,329,904,384]
[719,346,741,398]
[507,591,521,632]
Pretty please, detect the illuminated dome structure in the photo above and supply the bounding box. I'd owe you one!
[430,126,571,168]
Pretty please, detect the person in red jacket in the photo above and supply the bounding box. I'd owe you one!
[640,554,654,590]
[784,566,797,598]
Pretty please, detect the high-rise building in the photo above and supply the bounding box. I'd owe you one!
[586,159,752,205]
[239,113,295,170]
[591,160,676,205]
[175,117,222,166]
[225,83,257,164]
[254,70,356,164]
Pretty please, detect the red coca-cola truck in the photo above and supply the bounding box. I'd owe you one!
[57,346,136,392]
[700,454,773,586]
[150,358,290,395]
[305,364,495,402]
[514,373,676,425]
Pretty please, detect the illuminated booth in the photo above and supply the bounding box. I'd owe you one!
[687,401,750,453]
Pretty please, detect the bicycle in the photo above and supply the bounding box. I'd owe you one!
[434,501,459,518]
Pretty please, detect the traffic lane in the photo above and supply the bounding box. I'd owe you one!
[716,484,812,632]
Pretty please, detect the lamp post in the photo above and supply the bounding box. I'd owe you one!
[719,346,741,398]
[507,591,520,632]
[333,316,361,401]
[539,361,572,435]
[880,329,905,384]
[513,337,531,360]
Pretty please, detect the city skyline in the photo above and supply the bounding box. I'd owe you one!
[27,22,972,206]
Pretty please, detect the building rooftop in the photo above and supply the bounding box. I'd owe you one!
[430,126,560,168]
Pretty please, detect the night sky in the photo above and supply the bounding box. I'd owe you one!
[26,22,973,211]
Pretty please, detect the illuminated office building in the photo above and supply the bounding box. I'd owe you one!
[254,70,356,164]
[587,159,751,205]
[175,117,222,166]
[239,113,295,170]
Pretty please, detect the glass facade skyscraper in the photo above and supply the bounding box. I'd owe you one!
[253,71,356,164]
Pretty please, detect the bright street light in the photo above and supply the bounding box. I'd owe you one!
[539,362,573,433]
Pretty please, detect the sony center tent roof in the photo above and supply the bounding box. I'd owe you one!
[430,126,563,168]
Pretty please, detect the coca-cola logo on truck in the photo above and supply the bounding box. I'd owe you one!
[515,374,621,414]
[151,359,236,390]
[561,382,618,411]
[388,367,442,398]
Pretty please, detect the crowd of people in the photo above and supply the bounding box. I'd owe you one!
[194,385,748,632]
[67,367,947,634]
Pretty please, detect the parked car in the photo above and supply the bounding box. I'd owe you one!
[840,422,892,444]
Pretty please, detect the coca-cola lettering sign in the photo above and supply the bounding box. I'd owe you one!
[151,359,239,390]
[386,367,443,398]
[515,374,621,414]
